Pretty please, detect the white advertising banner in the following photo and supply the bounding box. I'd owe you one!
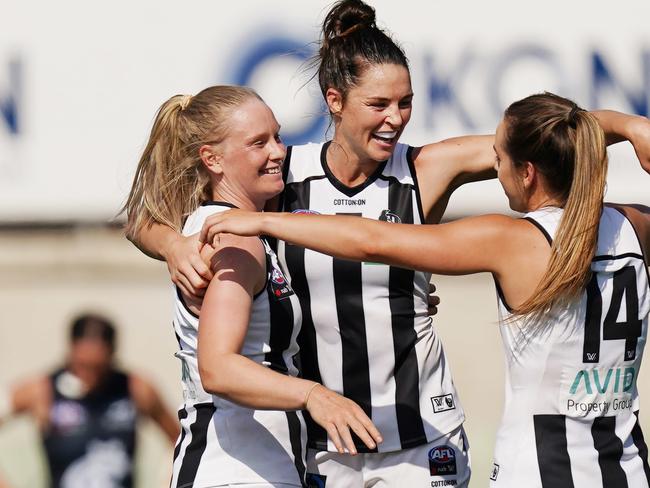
[1,0,649,222]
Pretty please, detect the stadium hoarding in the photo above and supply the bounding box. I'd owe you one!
[1,0,649,223]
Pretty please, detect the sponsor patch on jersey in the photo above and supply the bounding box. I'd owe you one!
[560,365,635,419]
[333,198,366,206]
[50,400,88,432]
[102,399,136,431]
[379,209,401,223]
[292,209,321,215]
[269,265,294,299]
[431,394,455,413]
[429,445,457,476]
[306,472,327,488]
[490,463,500,481]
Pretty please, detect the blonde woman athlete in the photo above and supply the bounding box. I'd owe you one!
[201,92,650,488]
[124,86,380,488]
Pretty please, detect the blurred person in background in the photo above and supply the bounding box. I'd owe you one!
[0,313,179,488]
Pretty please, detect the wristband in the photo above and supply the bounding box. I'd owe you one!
[303,382,321,409]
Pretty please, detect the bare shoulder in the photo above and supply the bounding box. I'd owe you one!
[210,234,266,272]
[11,375,50,413]
[607,203,650,259]
[410,136,496,221]
[471,214,551,261]
[206,233,267,295]
[412,135,495,176]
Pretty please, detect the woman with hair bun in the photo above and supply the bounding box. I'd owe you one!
[124,85,381,488]
[130,2,650,486]
[200,92,650,488]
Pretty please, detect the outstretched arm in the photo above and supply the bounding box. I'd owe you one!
[413,111,650,222]
[200,210,520,276]
[197,234,382,455]
[593,111,650,171]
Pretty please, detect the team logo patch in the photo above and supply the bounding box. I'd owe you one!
[305,472,327,488]
[490,463,500,481]
[431,394,455,413]
[379,209,401,223]
[50,401,88,432]
[429,445,457,476]
[292,209,321,215]
[269,266,294,299]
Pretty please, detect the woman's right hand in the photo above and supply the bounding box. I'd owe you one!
[163,233,213,300]
[304,384,383,455]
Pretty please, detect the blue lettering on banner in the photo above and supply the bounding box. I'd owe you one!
[590,51,649,115]
[226,32,650,139]
[229,35,327,146]
[1,57,20,135]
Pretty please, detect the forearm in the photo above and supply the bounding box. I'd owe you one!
[593,110,649,145]
[200,353,315,410]
[261,213,381,262]
[128,222,180,261]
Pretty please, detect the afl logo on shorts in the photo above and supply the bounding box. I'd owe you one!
[292,209,321,215]
[379,209,401,223]
[428,445,457,476]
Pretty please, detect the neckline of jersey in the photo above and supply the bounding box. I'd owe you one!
[200,201,239,209]
[320,141,389,198]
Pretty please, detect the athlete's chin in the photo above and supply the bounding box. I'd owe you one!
[368,143,397,162]
[258,181,284,202]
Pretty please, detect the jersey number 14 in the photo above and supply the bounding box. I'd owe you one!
[583,266,642,364]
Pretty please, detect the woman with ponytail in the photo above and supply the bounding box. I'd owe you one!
[125,85,381,488]
[202,92,650,488]
[128,2,650,486]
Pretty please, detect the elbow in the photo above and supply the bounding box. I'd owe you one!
[357,227,385,263]
[198,360,228,397]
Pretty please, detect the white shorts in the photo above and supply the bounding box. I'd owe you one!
[305,424,470,488]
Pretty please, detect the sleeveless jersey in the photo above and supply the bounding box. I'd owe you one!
[170,202,306,488]
[43,368,137,488]
[278,142,464,453]
[491,206,650,487]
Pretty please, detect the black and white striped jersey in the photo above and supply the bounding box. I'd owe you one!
[277,142,465,453]
[170,202,306,487]
[492,206,650,487]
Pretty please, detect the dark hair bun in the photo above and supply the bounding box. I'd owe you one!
[323,0,376,41]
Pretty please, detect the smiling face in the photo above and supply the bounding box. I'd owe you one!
[330,63,413,165]
[494,118,528,212]
[202,98,286,210]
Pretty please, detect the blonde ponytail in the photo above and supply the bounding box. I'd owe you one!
[123,86,261,241]
[503,93,608,318]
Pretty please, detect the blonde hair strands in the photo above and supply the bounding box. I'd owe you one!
[123,86,262,240]
[505,93,608,318]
